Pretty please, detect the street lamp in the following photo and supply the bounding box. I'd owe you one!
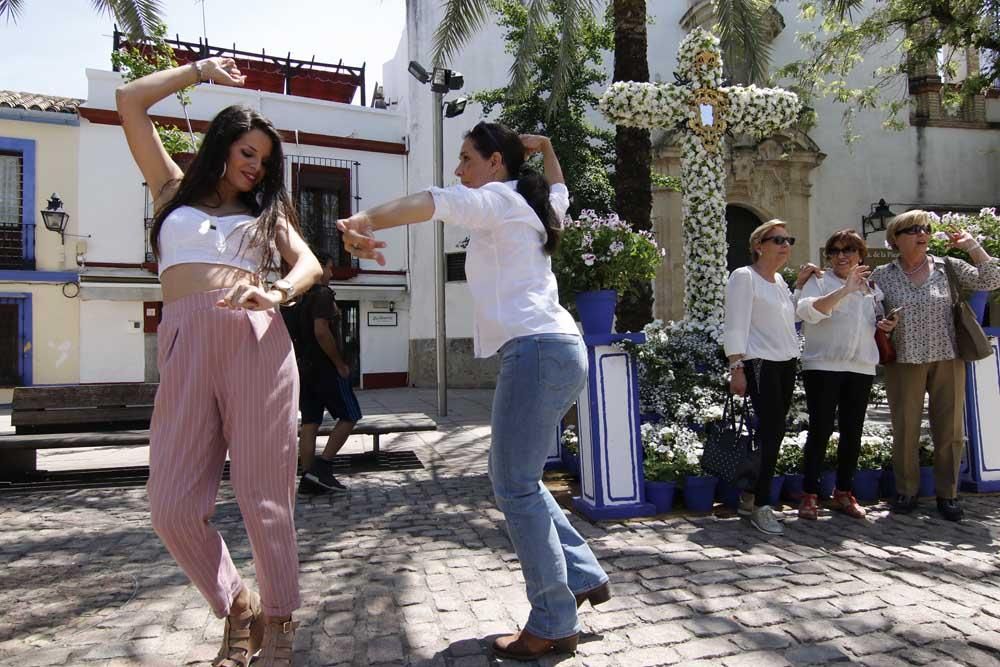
[40,193,70,243]
[410,60,466,417]
[861,198,895,239]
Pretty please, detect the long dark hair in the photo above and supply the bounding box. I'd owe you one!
[465,122,561,254]
[150,104,300,275]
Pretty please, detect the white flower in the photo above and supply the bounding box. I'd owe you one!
[610,241,624,255]
[582,253,596,266]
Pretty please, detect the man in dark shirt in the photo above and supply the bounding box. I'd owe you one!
[290,251,362,493]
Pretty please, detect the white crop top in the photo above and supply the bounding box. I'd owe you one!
[157,205,266,276]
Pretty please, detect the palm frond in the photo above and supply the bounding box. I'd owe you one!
[507,0,552,101]
[547,0,599,116]
[92,0,165,38]
[431,0,494,67]
[826,0,865,22]
[0,0,25,22]
[715,0,773,84]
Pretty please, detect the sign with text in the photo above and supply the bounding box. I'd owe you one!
[368,312,398,327]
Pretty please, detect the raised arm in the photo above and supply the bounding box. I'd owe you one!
[115,57,246,206]
[520,135,564,185]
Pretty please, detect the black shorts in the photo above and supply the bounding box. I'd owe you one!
[299,361,363,425]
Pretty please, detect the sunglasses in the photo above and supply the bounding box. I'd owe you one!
[761,235,796,247]
[897,224,932,236]
[826,246,859,256]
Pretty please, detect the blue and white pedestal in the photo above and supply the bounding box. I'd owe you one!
[571,333,656,520]
[961,332,1000,492]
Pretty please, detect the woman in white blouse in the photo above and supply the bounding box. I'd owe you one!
[725,219,804,536]
[337,123,607,661]
[795,230,897,521]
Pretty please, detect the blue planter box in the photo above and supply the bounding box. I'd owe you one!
[918,466,936,497]
[853,469,882,502]
[782,473,804,502]
[645,480,676,514]
[819,470,836,498]
[683,475,718,512]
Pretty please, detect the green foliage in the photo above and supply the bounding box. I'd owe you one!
[927,208,1000,263]
[651,171,682,192]
[473,0,615,216]
[778,0,1000,139]
[776,436,805,474]
[111,22,198,155]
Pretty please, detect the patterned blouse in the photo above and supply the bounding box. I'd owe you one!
[871,256,1000,364]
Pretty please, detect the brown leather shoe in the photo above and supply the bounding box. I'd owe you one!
[575,581,611,609]
[492,629,579,661]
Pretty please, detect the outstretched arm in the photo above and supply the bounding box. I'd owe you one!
[116,57,246,207]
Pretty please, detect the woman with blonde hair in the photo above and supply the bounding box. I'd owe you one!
[724,219,812,535]
[871,209,1000,521]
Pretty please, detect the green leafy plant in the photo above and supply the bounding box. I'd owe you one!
[560,425,579,456]
[776,434,805,475]
[927,208,1000,263]
[111,22,199,155]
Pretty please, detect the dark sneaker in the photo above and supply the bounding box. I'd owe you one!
[303,458,347,493]
[936,497,964,522]
[892,494,918,514]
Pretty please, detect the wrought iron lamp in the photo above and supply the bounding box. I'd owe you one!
[861,198,895,239]
[40,193,70,243]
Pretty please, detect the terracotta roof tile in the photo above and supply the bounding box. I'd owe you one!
[0,90,83,114]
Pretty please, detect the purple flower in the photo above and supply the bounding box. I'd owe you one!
[582,253,597,266]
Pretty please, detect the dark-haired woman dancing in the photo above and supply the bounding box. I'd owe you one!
[337,122,608,660]
[117,57,322,667]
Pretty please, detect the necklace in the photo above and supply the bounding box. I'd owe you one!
[901,258,926,276]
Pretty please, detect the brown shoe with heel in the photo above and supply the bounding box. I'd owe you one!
[493,629,579,660]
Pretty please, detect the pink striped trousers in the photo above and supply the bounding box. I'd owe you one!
[147,289,301,618]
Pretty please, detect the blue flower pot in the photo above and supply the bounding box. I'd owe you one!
[645,480,676,514]
[683,475,718,512]
[880,468,897,498]
[576,290,617,335]
[969,290,989,325]
[639,412,663,426]
[853,469,882,502]
[769,475,785,506]
[716,480,741,509]
[819,470,836,498]
[782,473,804,502]
[918,466,936,497]
[561,450,580,478]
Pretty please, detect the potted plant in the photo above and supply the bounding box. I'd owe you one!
[819,434,840,498]
[918,437,936,497]
[854,432,890,502]
[560,426,580,477]
[640,423,679,513]
[552,210,663,335]
[928,207,1000,324]
[778,433,806,502]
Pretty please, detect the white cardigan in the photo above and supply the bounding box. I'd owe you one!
[795,273,883,375]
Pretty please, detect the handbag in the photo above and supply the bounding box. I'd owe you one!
[702,394,760,489]
[943,257,993,362]
[873,299,896,365]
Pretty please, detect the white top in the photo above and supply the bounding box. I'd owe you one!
[429,181,578,358]
[795,273,883,376]
[157,205,265,276]
[723,266,799,362]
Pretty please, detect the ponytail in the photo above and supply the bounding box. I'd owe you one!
[465,121,561,255]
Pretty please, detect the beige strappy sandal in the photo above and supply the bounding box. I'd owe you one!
[258,618,298,666]
[212,589,263,667]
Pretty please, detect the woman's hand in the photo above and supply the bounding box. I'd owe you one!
[335,361,351,380]
[198,57,247,87]
[844,264,872,293]
[877,314,899,333]
[216,283,282,311]
[795,263,823,289]
[337,214,387,266]
[519,134,551,156]
[945,228,980,251]
[729,369,747,396]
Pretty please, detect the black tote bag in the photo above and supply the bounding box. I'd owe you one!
[702,394,760,489]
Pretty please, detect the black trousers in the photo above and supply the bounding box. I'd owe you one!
[745,358,797,506]
[802,370,874,494]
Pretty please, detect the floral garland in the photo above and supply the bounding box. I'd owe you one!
[599,28,801,339]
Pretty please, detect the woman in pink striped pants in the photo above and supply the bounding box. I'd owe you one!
[118,56,322,667]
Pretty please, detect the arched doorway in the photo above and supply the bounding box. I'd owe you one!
[726,205,761,273]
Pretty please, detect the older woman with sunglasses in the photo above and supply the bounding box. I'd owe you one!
[795,230,897,521]
[725,220,813,535]
[871,210,1000,521]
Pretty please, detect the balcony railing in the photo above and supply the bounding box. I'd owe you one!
[0,222,34,270]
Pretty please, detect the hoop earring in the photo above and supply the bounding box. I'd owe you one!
[220,162,228,179]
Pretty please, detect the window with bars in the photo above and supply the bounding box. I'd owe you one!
[0,151,24,270]
[446,252,467,282]
[289,156,361,277]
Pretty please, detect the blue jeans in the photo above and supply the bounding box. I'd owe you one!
[490,333,608,639]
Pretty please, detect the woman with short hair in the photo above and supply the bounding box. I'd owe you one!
[795,229,897,520]
[872,210,1000,521]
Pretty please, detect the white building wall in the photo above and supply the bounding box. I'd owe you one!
[79,300,145,382]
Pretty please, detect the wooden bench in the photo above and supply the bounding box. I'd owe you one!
[1,383,437,479]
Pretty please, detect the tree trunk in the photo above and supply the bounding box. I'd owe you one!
[613,0,654,333]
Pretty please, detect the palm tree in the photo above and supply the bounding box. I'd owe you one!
[0,0,164,37]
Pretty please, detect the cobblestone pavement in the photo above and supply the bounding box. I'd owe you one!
[2,389,999,667]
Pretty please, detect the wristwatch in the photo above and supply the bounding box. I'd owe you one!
[729,360,745,370]
[271,279,294,304]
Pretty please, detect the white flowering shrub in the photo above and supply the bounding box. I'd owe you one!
[560,425,579,456]
[927,207,1000,261]
[552,209,664,314]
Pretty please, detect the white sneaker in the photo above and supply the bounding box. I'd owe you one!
[737,492,755,516]
[750,505,784,535]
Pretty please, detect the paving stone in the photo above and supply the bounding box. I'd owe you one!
[785,642,852,664]
[625,623,692,647]
[890,622,962,646]
[672,637,740,661]
[722,651,791,667]
[839,632,907,656]
[782,620,845,643]
[836,612,893,636]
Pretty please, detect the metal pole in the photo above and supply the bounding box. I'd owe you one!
[433,91,448,416]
